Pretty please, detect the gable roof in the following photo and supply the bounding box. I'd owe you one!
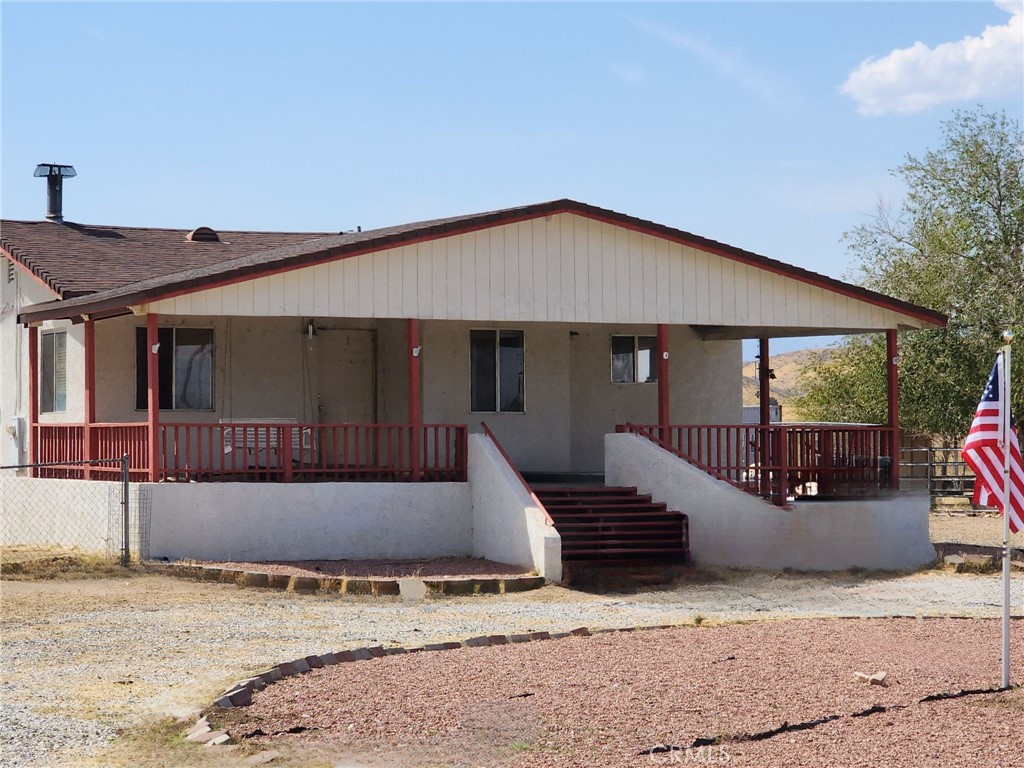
[4,199,947,327]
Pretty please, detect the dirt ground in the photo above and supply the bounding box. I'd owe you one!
[929,511,1024,549]
[2,514,1022,767]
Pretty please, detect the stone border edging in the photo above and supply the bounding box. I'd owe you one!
[155,562,547,597]
[183,622,677,748]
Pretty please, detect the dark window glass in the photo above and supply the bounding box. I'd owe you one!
[470,330,497,412]
[135,327,209,410]
[498,330,525,412]
[174,329,213,409]
[40,331,66,413]
[611,335,658,383]
[611,336,635,383]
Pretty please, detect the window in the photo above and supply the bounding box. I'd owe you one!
[470,329,524,412]
[611,335,657,383]
[135,327,214,410]
[40,331,67,413]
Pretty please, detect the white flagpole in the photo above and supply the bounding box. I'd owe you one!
[1000,331,1013,689]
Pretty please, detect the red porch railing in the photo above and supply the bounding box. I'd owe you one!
[160,423,467,482]
[31,428,149,481]
[32,423,150,480]
[30,422,466,483]
[619,423,898,505]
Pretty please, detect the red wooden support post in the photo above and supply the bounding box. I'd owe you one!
[657,324,670,441]
[886,329,900,490]
[407,318,422,482]
[146,313,160,482]
[758,337,771,426]
[282,425,293,483]
[27,325,39,469]
[758,337,771,496]
[83,319,96,479]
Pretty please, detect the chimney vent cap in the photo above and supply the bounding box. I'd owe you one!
[34,163,77,178]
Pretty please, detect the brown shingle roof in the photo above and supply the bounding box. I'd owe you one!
[5,199,947,327]
[0,220,332,297]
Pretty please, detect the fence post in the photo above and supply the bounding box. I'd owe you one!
[121,453,130,566]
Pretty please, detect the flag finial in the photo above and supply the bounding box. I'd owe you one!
[1002,330,1014,343]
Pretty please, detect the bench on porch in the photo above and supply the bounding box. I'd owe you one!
[220,418,315,468]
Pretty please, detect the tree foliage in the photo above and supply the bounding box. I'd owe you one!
[798,109,1024,440]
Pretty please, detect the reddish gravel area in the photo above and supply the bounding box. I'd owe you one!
[220,618,1024,768]
[187,556,531,579]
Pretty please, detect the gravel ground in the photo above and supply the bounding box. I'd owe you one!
[223,618,1024,768]
[187,556,532,578]
[930,512,1024,549]
[2,569,1024,767]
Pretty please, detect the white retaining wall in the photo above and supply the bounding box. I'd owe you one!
[605,433,936,571]
[468,435,562,581]
[147,482,471,562]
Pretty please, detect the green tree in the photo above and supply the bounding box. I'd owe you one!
[798,108,1024,440]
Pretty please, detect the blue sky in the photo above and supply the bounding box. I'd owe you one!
[2,2,1021,355]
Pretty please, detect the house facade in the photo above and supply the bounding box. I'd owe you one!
[1,195,946,577]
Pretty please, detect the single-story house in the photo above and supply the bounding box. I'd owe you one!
[0,169,946,578]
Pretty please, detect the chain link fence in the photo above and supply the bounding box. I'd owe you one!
[0,455,150,572]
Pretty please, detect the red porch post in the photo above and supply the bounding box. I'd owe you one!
[28,325,39,468]
[657,324,669,443]
[407,318,422,482]
[758,337,771,497]
[886,329,900,490]
[758,338,771,426]
[83,319,96,479]
[146,313,161,482]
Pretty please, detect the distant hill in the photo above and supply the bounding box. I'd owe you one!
[742,347,830,421]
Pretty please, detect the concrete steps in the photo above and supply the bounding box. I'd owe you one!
[534,485,689,564]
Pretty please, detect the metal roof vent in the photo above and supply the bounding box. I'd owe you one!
[33,163,76,223]
[186,226,220,243]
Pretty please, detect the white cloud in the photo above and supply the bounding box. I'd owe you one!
[841,1,1023,115]
[626,16,786,105]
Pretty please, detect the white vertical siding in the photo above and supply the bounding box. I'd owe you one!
[146,213,932,331]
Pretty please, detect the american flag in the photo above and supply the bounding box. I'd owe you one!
[962,356,1024,534]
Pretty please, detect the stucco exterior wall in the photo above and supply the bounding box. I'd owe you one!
[423,320,573,472]
[93,314,403,425]
[424,320,739,472]
[605,433,936,571]
[147,481,471,561]
[467,434,561,580]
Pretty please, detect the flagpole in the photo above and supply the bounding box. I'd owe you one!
[1000,331,1013,689]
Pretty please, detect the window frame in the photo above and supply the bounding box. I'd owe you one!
[39,330,67,414]
[610,334,658,384]
[469,328,526,414]
[134,326,215,412]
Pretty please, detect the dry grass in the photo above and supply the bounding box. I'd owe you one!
[0,546,138,580]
